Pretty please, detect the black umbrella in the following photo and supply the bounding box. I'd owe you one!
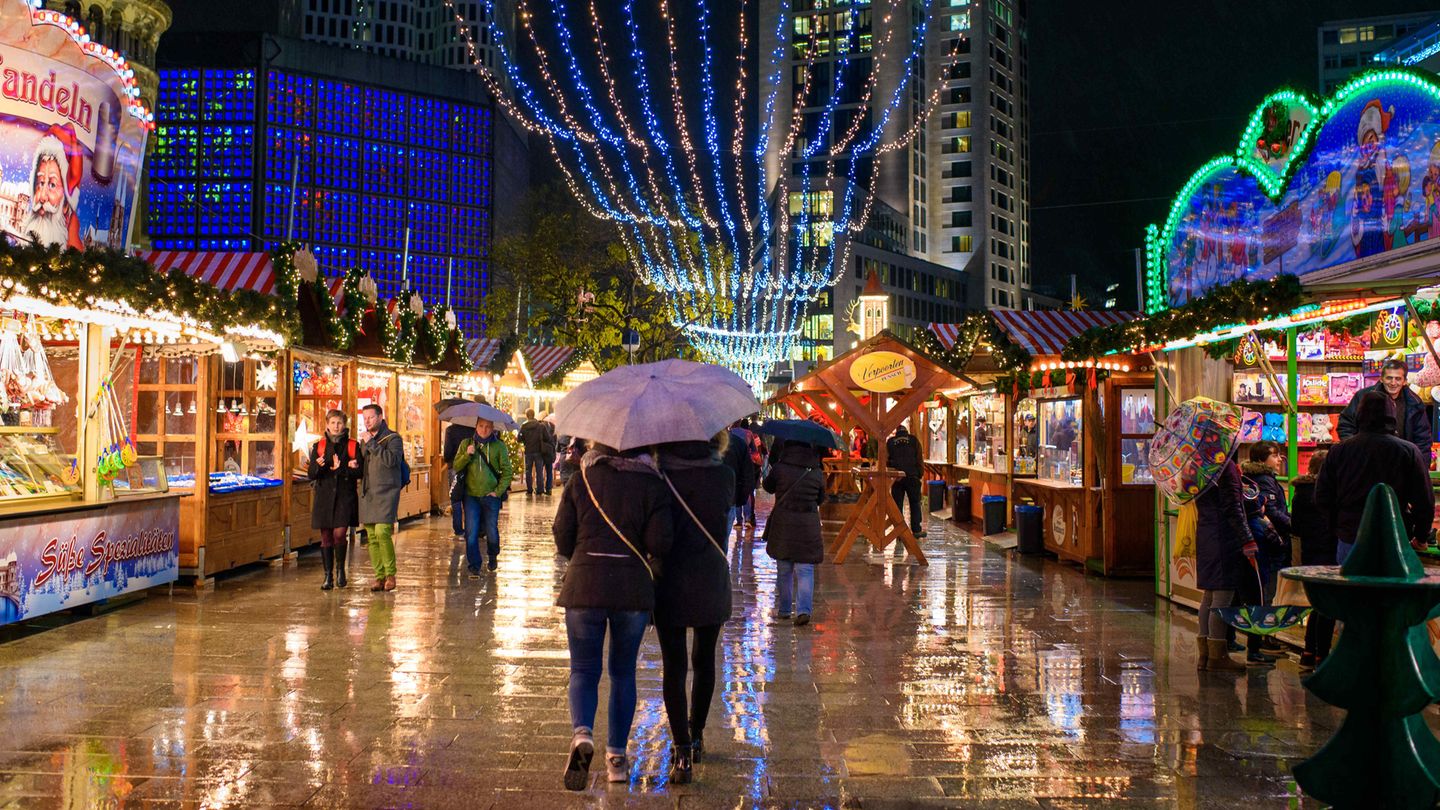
[755,419,844,450]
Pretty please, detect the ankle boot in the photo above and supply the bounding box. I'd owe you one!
[1195,636,1209,672]
[1206,638,1246,672]
[689,728,704,763]
[669,744,693,784]
[334,543,348,587]
[320,547,334,591]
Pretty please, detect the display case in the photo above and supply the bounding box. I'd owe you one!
[289,355,347,472]
[356,365,393,442]
[1012,397,1038,476]
[924,403,948,463]
[395,373,433,520]
[1038,398,1083,485]
[1118,388,1156,485]
[132,353,200,491]
[201,357,285,575]
[0,428,80,500]
[968,393,1007,472]
[0,324,81,508]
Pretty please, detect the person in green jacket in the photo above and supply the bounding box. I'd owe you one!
[454,418,515,576]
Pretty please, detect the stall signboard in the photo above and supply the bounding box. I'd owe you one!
[1156,75,1440,308]
[850,350,916,393]
[0,3,150,253]
[0,498,178,626]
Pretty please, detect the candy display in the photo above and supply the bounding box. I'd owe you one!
[0,432,78,498]
[0,327,67,426]
[207,472,284,494]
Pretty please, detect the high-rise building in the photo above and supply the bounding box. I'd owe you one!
[1371,14,1440,75]
[759,0,1030,361]
[1318,13,1437,94]
[289,0,515,78]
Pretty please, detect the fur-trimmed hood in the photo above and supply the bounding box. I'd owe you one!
[582,448,660,476]
[1240,461,1278,477]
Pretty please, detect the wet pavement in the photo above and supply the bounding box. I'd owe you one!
[0,494,1357,808]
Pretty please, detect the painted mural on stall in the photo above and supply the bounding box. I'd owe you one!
[1163,75,1440,307]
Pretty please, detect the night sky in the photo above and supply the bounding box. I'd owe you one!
[1028,1,1440,308]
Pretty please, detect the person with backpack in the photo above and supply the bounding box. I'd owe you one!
[763,439,827,626]
[1291,450,1333,671]
[653,432,736,784]
[453,417,515,576]
[359,404,406,592]
[307,409,361,590]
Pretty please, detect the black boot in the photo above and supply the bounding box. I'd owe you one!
[320,547,334,590]
[689,727,704,763]
[334,542,348,588]
[669,744,693,784]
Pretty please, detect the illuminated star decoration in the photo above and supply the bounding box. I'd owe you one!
[255,362,278,391]
[446,0,956,386]
[291,416,321,455]
[1069,294,1087,312]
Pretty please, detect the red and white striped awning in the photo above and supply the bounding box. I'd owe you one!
[931,310,1139,357]
[467,338,504,371]
[524,345,576,381]
[138,250,276,295]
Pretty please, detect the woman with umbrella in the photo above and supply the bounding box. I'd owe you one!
[450,405,516,576]
[553,358,757,789]
[759,420,837,627]
[653,431,735,784]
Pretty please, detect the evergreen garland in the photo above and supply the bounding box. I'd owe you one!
[1063,274,1305,360]
[915,313,1032,375]
[486,334,522,375]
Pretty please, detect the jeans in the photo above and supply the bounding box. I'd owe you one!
[742,494,755,524]
[891,476,923,533]
[565,608,650,754]
[463,494,503,569]
[656,624,722,747]
[541,453,556,493]
[776,560,815,615]
[525,452,544,493]
[365,522,396,578]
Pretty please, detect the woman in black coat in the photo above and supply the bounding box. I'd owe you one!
[307,409,361,590]
[554,445,673,790]
[762,440,826,626]
[654,435,736,783]
[1291,450,1334,670]
[1194,458,1258,672]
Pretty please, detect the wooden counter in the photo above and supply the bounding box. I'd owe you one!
[398,463,432,521]
[190,487,286,577]
[1014,478,1099,565]
[952,464,1012,527]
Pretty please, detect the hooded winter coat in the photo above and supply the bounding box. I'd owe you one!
[1339,382,1434,463]
[554,450,674,611]
[654,441,736,628]
[1316,428,1435,546]
[1290,475,1334,566]
[358,423,404,525]
[1195,459,1254,591]
[308,431,361,529]
[1240,461,1291,568]
[762,442,827,564]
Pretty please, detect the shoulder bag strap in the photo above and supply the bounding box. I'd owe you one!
[580,464,654,580]
[657,470,727,559]
[770,466,816,512]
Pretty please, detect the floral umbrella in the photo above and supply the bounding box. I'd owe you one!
[1147,396,1244,505]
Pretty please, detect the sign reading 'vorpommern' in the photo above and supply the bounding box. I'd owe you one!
[850,350,917,393]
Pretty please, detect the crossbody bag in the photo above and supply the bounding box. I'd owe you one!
[473,441,510,502]
[762,465,817,542]
[580,464,654,580]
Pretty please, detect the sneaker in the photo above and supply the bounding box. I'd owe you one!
[487,558,498,571]
[564,732,594,791]
[793,613,811,626]
[1246,651,1277,666]
[915,530,928,539]
[467,567,481,579]
[606,754,628,783]
[769,608,791,621]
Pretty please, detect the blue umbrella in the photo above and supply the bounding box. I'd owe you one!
[755,419,844,450]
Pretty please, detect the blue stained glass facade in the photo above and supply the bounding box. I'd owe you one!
[150,67,495,333]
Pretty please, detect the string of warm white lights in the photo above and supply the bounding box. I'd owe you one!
[445,0,951,385]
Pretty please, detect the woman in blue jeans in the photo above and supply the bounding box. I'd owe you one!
[553,444,673,790]
[762,440,827,625]
[453,419,514,576]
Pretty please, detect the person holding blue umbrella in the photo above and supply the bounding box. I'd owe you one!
[762,438,828,626]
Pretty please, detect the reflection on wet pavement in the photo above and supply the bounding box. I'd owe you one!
[0,494,1348,807]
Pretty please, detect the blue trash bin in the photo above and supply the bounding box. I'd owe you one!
[981,495,1007,536]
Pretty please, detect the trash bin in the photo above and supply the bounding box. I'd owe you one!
[1016,504,1044,554]
[982,495,1007,536]
[950,485,971,523]
[927,480,947,512]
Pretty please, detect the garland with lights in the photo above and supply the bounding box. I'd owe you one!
[486,334,522,375]
[535,351,584,389]
[1064,274,1304,360]
[0,241,291,341]
[917,313,1032,376]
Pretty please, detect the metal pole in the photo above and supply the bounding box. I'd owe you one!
[400,225,411,293]
[285,152,300,242]
[446,257,454,308]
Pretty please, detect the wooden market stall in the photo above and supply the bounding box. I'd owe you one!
[769,330,975,564]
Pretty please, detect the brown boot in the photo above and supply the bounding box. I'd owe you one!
[1195,636,1209,672]
[384,576,397,591]
[1206,638,1246,672]
[371,577,385,592]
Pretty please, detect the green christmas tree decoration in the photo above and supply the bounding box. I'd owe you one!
[1284,483,1440,809]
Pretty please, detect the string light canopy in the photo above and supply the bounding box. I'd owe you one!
[447,0,952,386]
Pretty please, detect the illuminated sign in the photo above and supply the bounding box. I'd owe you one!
[849,350,917,393]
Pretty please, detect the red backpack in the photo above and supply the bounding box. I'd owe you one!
[314,438,359,465]
[746,431,765,466]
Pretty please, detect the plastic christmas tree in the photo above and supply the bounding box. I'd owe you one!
[1286,483,1440,809]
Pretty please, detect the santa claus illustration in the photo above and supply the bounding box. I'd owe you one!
[21,124,84,250]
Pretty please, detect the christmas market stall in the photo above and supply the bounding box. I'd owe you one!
[768,330,974,565]
[925,309,1156,576]
[1059,68,1440,607]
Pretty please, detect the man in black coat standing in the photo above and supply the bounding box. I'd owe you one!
[442,419,472,541]
[724,425,757,535]
[1319,391,1436,558]
[1339,358,1433,465]
[886,425,925,538]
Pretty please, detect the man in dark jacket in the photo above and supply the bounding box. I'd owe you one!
[1339,359,1433,464]
[519,409,548,495]
[886,425,925,537]
[1319,391,1436,557]
[539,411,558,495]
[442,420,471,540]
[725,425,758,534]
